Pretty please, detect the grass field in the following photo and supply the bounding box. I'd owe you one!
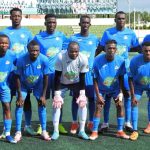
[0,26,149,150]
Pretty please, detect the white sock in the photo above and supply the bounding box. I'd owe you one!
[78,106,87,132]
[53,108,60,133]
[5,132,10,136]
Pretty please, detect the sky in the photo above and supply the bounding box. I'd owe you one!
[117,0,150,12]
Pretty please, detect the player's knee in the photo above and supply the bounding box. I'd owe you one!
[3,103,11,113]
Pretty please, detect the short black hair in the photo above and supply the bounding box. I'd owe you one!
[105,39,117,45]
[80,15,91,22]
[0,34,9,39]
[68,41,79,50]
[115,11,126,18]
[10,7,22,15]
[45,14,56,20]
[142,41,150,47]
[27,40,39,50]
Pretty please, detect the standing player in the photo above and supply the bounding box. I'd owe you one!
[0,34,17,144]
[95,11,140,132]
[69,15,99,133]
[52,41,89,140]
[34,14,68,134]
[129,41,150,140]
[90,40,129,140]
[14,40,51,142]
[0,7,35,137]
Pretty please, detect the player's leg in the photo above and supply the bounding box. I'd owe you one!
[1,89,16,143]
[143,92,150,134]
[114,92,129,139]
[130,91,142,141]
[23,91,37,136]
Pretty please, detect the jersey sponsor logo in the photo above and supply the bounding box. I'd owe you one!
[46,47,59,57]
[5,60,10,65]
[26,75,39,84]
[116,45,126,56]
[81,51,90,59]
[103,77,116,87]
[12,43,24,54]
[26,64,30,67]
[102,64,107,69]
[64,71,78,81]
[0,72,7,82]
[10,32,14,35]
[140,76,150,85]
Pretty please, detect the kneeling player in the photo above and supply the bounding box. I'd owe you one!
[14,40,51,142]
[52,41,89,140]
[90,40,129,140]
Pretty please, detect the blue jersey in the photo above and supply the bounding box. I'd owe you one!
[1,27,33,58]
[129,54,150,90]
[69,33,99,70]
[100,27,139,59]
[15,53,50,89]
[93,54,126,93]
[34,31,68,73]
[0,50,16,91]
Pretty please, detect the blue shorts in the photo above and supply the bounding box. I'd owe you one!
[134,88,150,101]
[85,71,94,98]
[46,73,54,99]
[0,88,11,103]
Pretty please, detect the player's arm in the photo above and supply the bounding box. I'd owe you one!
[79,73,85,90]
[118,75,124,93]
[95,44,105,56]
[54,70,62,91]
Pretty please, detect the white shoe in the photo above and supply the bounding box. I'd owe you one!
[41,131,51,141]
[124,122,133,132]
[100,123,109,132]
[14,131,22,142]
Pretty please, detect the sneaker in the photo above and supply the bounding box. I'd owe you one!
[116,131,129,139]
[37,124,42,135]
[14,131,22,142]
[124,122,133,132]
[144,124,150,134]
[100,122,109,132]
[59,124,68,134]
[6,135,17,144]
[41,131,51,141]
[24,126,37,136]
[78,131,89,140]
[0,131,6,139]
[87,122,93,131]
[89,131,98,140]
[51,131,59,140]
[70,122,79,134]
[130,131,139,141]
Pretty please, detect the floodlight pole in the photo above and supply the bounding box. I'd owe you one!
[127,0,131,28]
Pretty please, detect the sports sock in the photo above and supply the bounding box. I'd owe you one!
[124,97,131,123]
[117,117,124,131]
[15,107,23,131]
[78,106,87,132]
[38,106,46,131]
[131,106,138,131]
[92,117,100,132]
[4,119,12,136]
[53,108,60,133]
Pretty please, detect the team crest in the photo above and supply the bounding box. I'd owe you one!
[20,34,25,38]
[124,35,128,40]
[56,37,60,41]
[5,60,10,64]
[88,41,93,45]
[0,72,7,82]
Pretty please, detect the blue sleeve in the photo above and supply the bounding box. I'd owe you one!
[128,58,136,78]
[62,33,69,50]
[131,32,139,47]
[93,59,99,79]
[43,57,50,75]
[14,58,22,76]
[100,31,108,46]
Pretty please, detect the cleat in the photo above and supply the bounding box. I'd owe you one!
[37,124,42,135]
[6,135,17,144]
[59,124,68,134]
[0,131,6,139]
[130,131,139,141]
[89,131,98,140]
[116,131,129,139]
[78,131,89,140]
[124,122,133,132]
[24,126,37,136]
[144,124,150,134]
[70,122,79,134]
[41,131,51,141]
[100,122,109,132]
[14,131,22,142]
[87,122,93,131]
[51,131,59,140]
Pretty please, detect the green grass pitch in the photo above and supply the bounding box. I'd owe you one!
[0,25,149,150]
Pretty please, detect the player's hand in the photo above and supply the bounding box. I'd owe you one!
[131,96,138,106]
[97,94,105,106]
[39,96,46,107]
[16,96,24,107]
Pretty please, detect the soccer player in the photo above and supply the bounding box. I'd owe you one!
[14,40,51,142]
[90,40,129,140]
[69,15,99,133]
[0,7,35,137]
[52,41,89,140]
[34,14,68,134]
[95,11,140,132]
[129,41,150,141]
[0,34,17,143]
